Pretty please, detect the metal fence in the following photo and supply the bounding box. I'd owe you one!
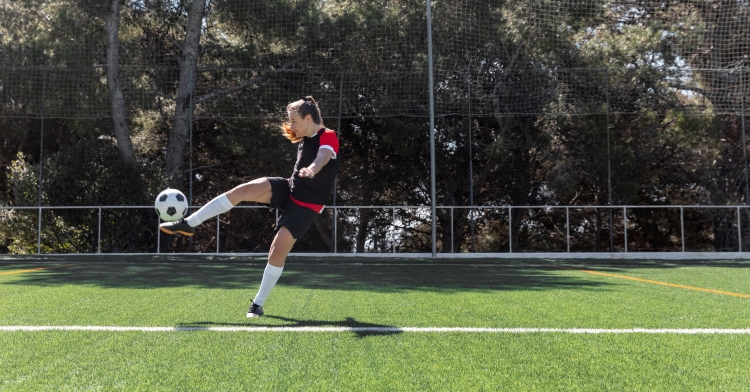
[3,1,750,258]
[3,205,749,259]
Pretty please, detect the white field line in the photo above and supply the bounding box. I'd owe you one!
[1,326,750,334]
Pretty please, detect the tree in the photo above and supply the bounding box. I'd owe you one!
[105,0,137,167]
[163,0,206,188]
[3,0,749,253]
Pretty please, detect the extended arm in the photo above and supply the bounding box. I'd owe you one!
[298,149,334,178]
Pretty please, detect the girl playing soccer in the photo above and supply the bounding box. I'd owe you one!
[160,96,340,318]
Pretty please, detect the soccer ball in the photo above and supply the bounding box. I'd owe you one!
[155,188,188,221]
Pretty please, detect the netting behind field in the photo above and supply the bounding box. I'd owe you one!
[3,0,749,118]
[2,0,750,254]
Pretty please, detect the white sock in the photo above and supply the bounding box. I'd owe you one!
[253,264,284,306]
[185,193,234,227]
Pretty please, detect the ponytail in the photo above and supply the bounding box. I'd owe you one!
[281,123,303,143]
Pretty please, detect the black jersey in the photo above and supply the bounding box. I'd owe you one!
[288,128,340,212]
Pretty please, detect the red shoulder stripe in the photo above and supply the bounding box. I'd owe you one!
[319,129,340,154]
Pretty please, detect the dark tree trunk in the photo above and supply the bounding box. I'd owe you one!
[164,0,206,188]
[105,0,136,168]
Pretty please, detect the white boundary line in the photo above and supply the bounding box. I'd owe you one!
[1,326,750,334]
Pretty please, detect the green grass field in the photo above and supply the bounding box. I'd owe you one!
[1,256,749,391]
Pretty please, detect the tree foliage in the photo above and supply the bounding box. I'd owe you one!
[1,0,749,253]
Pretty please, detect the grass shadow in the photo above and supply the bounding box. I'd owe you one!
[178,316,403,338]
[0,261,611,293]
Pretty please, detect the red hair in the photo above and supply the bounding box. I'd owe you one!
[281,123,303,143]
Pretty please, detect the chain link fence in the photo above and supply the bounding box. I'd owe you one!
[1,0,749,255]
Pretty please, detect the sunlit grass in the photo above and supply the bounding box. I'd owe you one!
[1,259,749,390]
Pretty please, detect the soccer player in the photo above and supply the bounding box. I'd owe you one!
[159,96,340,318]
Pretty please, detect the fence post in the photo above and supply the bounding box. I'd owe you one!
[392,207,396,253]
[189,68,193,205]
[426,0,437,258]
[623,207,628,252]
[566,207,570,252]
[188,67,195,250]
[680,206,685,252]
[450,207,454,253]
[157,215,161,253]
[37,66,47,254]
[740,64,749,249]
[606,68,614,252]
[508,206,513,253]
[98,207,102,253]
[468,63,475,252]
[333,71,344,254]
[738,206,742,252]
[741,64,749,203]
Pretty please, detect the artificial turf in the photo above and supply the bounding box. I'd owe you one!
[1,258,749,390]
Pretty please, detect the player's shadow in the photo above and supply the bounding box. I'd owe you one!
[178,316,402,338]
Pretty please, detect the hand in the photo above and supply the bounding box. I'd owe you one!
[299,166,316,178]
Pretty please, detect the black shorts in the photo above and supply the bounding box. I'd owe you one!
[266,177,319,240]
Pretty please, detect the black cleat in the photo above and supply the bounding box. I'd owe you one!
[159,218,195,236]
[246,302,264,318]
